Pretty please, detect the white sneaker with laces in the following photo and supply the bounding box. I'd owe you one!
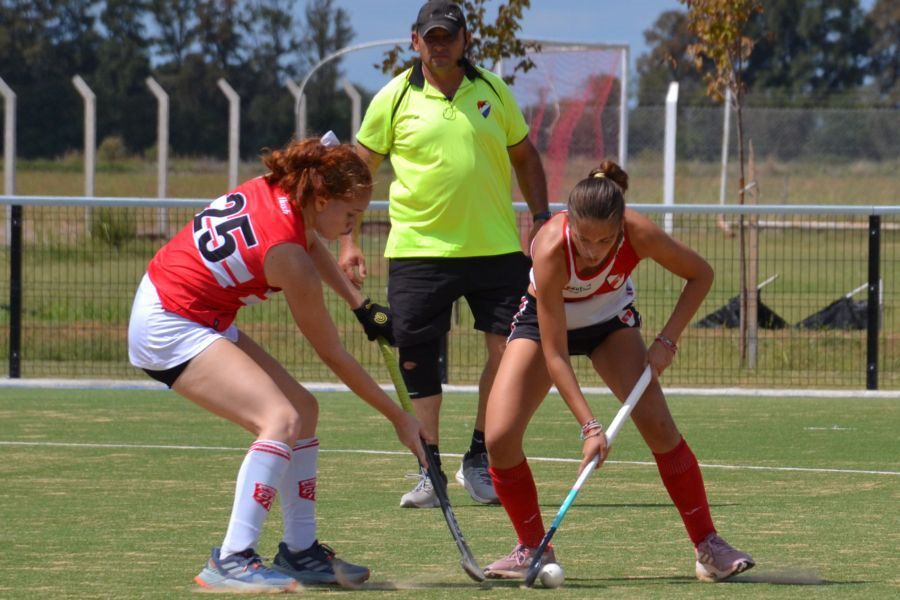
[399,467,440,508]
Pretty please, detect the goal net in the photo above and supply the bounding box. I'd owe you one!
[500,43,628,205]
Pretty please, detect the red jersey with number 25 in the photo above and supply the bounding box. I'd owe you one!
[147,176,307,332]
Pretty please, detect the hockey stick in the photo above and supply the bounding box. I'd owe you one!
[377,337,486,583]
[523,365,653,587]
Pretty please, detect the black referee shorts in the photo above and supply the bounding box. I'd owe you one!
[387,252,531,347]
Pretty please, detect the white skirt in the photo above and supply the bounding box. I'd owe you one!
[127,273,239,370]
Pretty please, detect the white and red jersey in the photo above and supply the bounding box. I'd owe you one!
[531,212,642,330]
[147,177,307,331]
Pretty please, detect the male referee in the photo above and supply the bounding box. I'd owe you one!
[339,0,549,508]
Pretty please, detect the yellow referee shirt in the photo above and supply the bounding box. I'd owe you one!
[356,60,529,258]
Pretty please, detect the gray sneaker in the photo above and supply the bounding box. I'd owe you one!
[695,534,755,582]
[399,467,440,508]
[455,452,499,504]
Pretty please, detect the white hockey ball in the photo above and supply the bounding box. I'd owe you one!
[539,562,565,589]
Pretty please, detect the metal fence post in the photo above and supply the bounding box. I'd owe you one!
[340,79,361,139]
[217,78,240,190]
[285,80,307,140]
[72,75,96,234]
[867,214,880,390]
[719,88,732,207]
[146,77,169,235]
[619,47,629,168]
[663,82,679,234]
[8,203,21,378]
[0,77,15,243]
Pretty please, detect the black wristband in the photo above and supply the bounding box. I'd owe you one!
[532,210,552,223]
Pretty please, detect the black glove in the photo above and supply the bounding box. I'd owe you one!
[353,298,394,344]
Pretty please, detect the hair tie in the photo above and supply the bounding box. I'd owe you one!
[592,171,606,179]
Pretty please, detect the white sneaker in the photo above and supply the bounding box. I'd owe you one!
[399,467,440,508]
[455,452,499,504]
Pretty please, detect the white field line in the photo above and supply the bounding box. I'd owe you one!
[0,440,897,477]
[2,378,900,399]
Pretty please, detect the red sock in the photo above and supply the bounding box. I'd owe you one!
[654,437,716,545]
[489,459,545,548]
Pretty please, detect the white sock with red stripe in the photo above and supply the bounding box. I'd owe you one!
[278,437,319,552]
[220,439,291,559]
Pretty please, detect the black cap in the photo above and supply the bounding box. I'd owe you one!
[416,0,466,36]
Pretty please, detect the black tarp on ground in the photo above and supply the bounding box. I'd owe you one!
[694,295,788,329]
[796,297,867,330]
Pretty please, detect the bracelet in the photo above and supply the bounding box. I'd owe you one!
[582,430,604,441]
[532,210,552,223]
[580,418,603,440]
[655,334,678,354]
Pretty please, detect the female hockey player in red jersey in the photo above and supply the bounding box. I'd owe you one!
[128,134,425,592]
[483,160,754,583]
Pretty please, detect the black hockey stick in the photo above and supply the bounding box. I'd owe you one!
[377,337,486,582]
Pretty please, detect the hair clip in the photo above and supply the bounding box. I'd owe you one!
[320,130,340,147]
[592,171,606,179]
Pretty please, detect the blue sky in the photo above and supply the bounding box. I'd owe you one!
[335,0,877,93]
[338,0,683,91]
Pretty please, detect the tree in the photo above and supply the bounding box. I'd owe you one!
[195,0,248,73]
[744,0,870,104]
[0,0,101,157]
[148,0,199,69]
[679,0,763,367]
[636,10,705,106]
[867,0,899,104]
[244,0,305,151]
[93,0,154,153]
[378,0,539,83]
[301,0,355,140]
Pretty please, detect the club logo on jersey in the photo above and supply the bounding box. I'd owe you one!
[253,483,277,511]
[618,308,636,327]
[278,196,291,215]
[298,477,317,501]
[477,100,492,118]
[606,273,625,289]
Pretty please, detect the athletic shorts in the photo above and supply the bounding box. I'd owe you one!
[508,292,642,357]
[387,252,531,347]
[128,273,239,386]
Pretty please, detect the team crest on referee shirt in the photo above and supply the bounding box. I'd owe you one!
[477,100,492,118]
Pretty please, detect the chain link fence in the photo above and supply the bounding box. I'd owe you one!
[0,198,898,390]
[624,104,899,207]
